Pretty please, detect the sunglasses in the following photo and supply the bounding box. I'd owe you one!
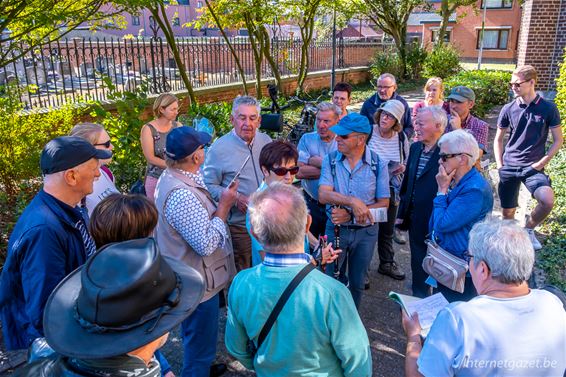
[337,133,364,140]
[508,80,529,89]
[94,140,112,148]
[270,166,300,176]
[439,152,472,162]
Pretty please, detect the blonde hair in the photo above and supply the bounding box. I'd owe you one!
[424,77,444,100]
[152,93,179,118]
[69,123,105,145]
[513,65,537,83]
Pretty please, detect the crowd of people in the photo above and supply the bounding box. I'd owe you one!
[0,64,565,377]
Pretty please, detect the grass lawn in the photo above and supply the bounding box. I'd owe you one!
[460,62,516,72]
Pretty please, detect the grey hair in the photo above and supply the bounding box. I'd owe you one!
[417,106,447,132]
[317,101,342,118]
[232,95,261,116]
[468,218,534,284]
[438,129,480,168]
[248,182,307,253]
[378,73,397,85]
[69,123,105,145]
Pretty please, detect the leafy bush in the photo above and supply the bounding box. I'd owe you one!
[555,47,566,121]
[422,44,461,79]
[444,70,511,117]
[89,77,150,193]
[406,43,428,80]
[370,49,403,80]
[179,102,233,139]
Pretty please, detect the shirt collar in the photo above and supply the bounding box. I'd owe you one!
[231,129,255,146]
[263,252,312,267]
[177,169,205,186]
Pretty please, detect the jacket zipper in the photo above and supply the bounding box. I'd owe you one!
[248,144,261,186]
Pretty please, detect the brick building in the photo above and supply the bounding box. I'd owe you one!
[407,0,522,62]
[517,0,566,91]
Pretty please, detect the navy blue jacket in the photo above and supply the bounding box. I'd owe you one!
[0,190,87,350]
[360,92,413,136]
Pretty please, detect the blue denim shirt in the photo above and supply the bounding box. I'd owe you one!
[429,168,494,259]
[297,131,337,200]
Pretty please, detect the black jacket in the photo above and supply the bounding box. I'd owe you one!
[396,142,440,233]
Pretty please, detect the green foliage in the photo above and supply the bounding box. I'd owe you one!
[444,69,511,117]
[406,43,428,80]
[537,146,566,290]
[555,47,566,122]
[422,44,461,79]
[180,102,233,139]
[370,49,403,80]
[89,76,149,192]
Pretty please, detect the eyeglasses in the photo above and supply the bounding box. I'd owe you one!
[270,166,300,176]
[377,85,394,90]
[439,152,472,162]
[508,80,529,89]
[381,112,395,120]
[94,140,112,148]
[337,133,364,140]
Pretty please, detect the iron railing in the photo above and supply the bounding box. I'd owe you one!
[0,37,391,109]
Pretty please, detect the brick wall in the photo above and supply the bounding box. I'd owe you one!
[517,0,566,91]
[110,67,371,121]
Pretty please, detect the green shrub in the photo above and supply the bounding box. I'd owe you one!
[444,70,511,117]
[179,102,233,138]
[422,44,461,79]
[555,47,566,121]
[406,43,428,80]
[369,49,403,80]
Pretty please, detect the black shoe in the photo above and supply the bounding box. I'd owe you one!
[210,363,227,377]
[364,282,370,290]
[378,262,405,280]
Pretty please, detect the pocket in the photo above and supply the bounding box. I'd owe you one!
[202,249,231,292]
[522,166,540,178]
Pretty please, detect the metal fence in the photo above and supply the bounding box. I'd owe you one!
[1,37,390,109]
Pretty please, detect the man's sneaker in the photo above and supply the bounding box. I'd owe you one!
[393,228,407,244]
[378,262,406,280]
[526,228,543,250]
[364,275,370,290]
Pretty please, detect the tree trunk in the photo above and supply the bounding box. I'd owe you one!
[436,0,451,46]
[203,0,248,94]
[245,16,263,99]
[297,15,315,95]
[260,25,283,92]
[150,5,196,105]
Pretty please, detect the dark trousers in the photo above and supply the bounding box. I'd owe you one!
[376,187,398,265]
[408,218,430,298]
[435,276,477,303]
[304,192,328,239]
[325,223,379,309]
[229,225,252,272]
[181,294,219,377]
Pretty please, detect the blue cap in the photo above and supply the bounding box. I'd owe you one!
[40,136,112,175]
[165,126,212,161]
[330,113,371,136]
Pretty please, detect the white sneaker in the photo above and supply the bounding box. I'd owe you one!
[526,228,542,250]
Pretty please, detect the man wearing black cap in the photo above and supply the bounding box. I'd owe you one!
[155,126,238,377]
[15,238,205,376]
[0,136,111,351]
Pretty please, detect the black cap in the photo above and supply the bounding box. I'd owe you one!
[165,126,212,161]
[40,136,112,175]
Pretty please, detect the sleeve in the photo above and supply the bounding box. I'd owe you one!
[472,121,489,152]
[417,308,461,376]
[165,189,227,256]
[329,286,373,377]
[403,103,413,133]
[402,133,410,164]
[548,103,561,128]
[297,134,311,164]
[19,227,68,343]
[497,105,511,129]
[203,143,224,202]
[360,100,373,125]
[376,158,391,199]
[430,188,485,233]
[318,155,334,188]
[225,279,255,370]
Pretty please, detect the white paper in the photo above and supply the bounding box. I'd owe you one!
[369,207,388,223]
[405,293,449,336]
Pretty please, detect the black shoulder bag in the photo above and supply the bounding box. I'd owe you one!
[247,263,315,357]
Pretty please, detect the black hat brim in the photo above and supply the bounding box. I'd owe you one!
[94,149,113,160]
[43,256,204,359]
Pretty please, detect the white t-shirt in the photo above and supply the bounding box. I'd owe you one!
[418,289,566,376]
[86,167,119,215]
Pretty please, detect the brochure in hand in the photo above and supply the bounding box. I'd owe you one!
[388,291,449,337]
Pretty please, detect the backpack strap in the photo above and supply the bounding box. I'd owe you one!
[369,149,380,179]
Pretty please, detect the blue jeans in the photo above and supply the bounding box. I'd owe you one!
[181,293,219,377]
[325,223,379,309]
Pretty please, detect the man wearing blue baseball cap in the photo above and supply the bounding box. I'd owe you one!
[154,126,237,377]
[0,136,112,351]
[319,113,390,309]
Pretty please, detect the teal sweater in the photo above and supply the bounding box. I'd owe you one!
[226,264,372,377]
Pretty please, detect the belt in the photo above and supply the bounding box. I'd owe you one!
[340,224,373,230]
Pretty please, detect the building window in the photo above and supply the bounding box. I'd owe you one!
[197,1,203,7]
[480,0,512,8]
[476,29,509,49]
[431,30,451,43]
[132,15,140,26]
[173,17,180,26]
